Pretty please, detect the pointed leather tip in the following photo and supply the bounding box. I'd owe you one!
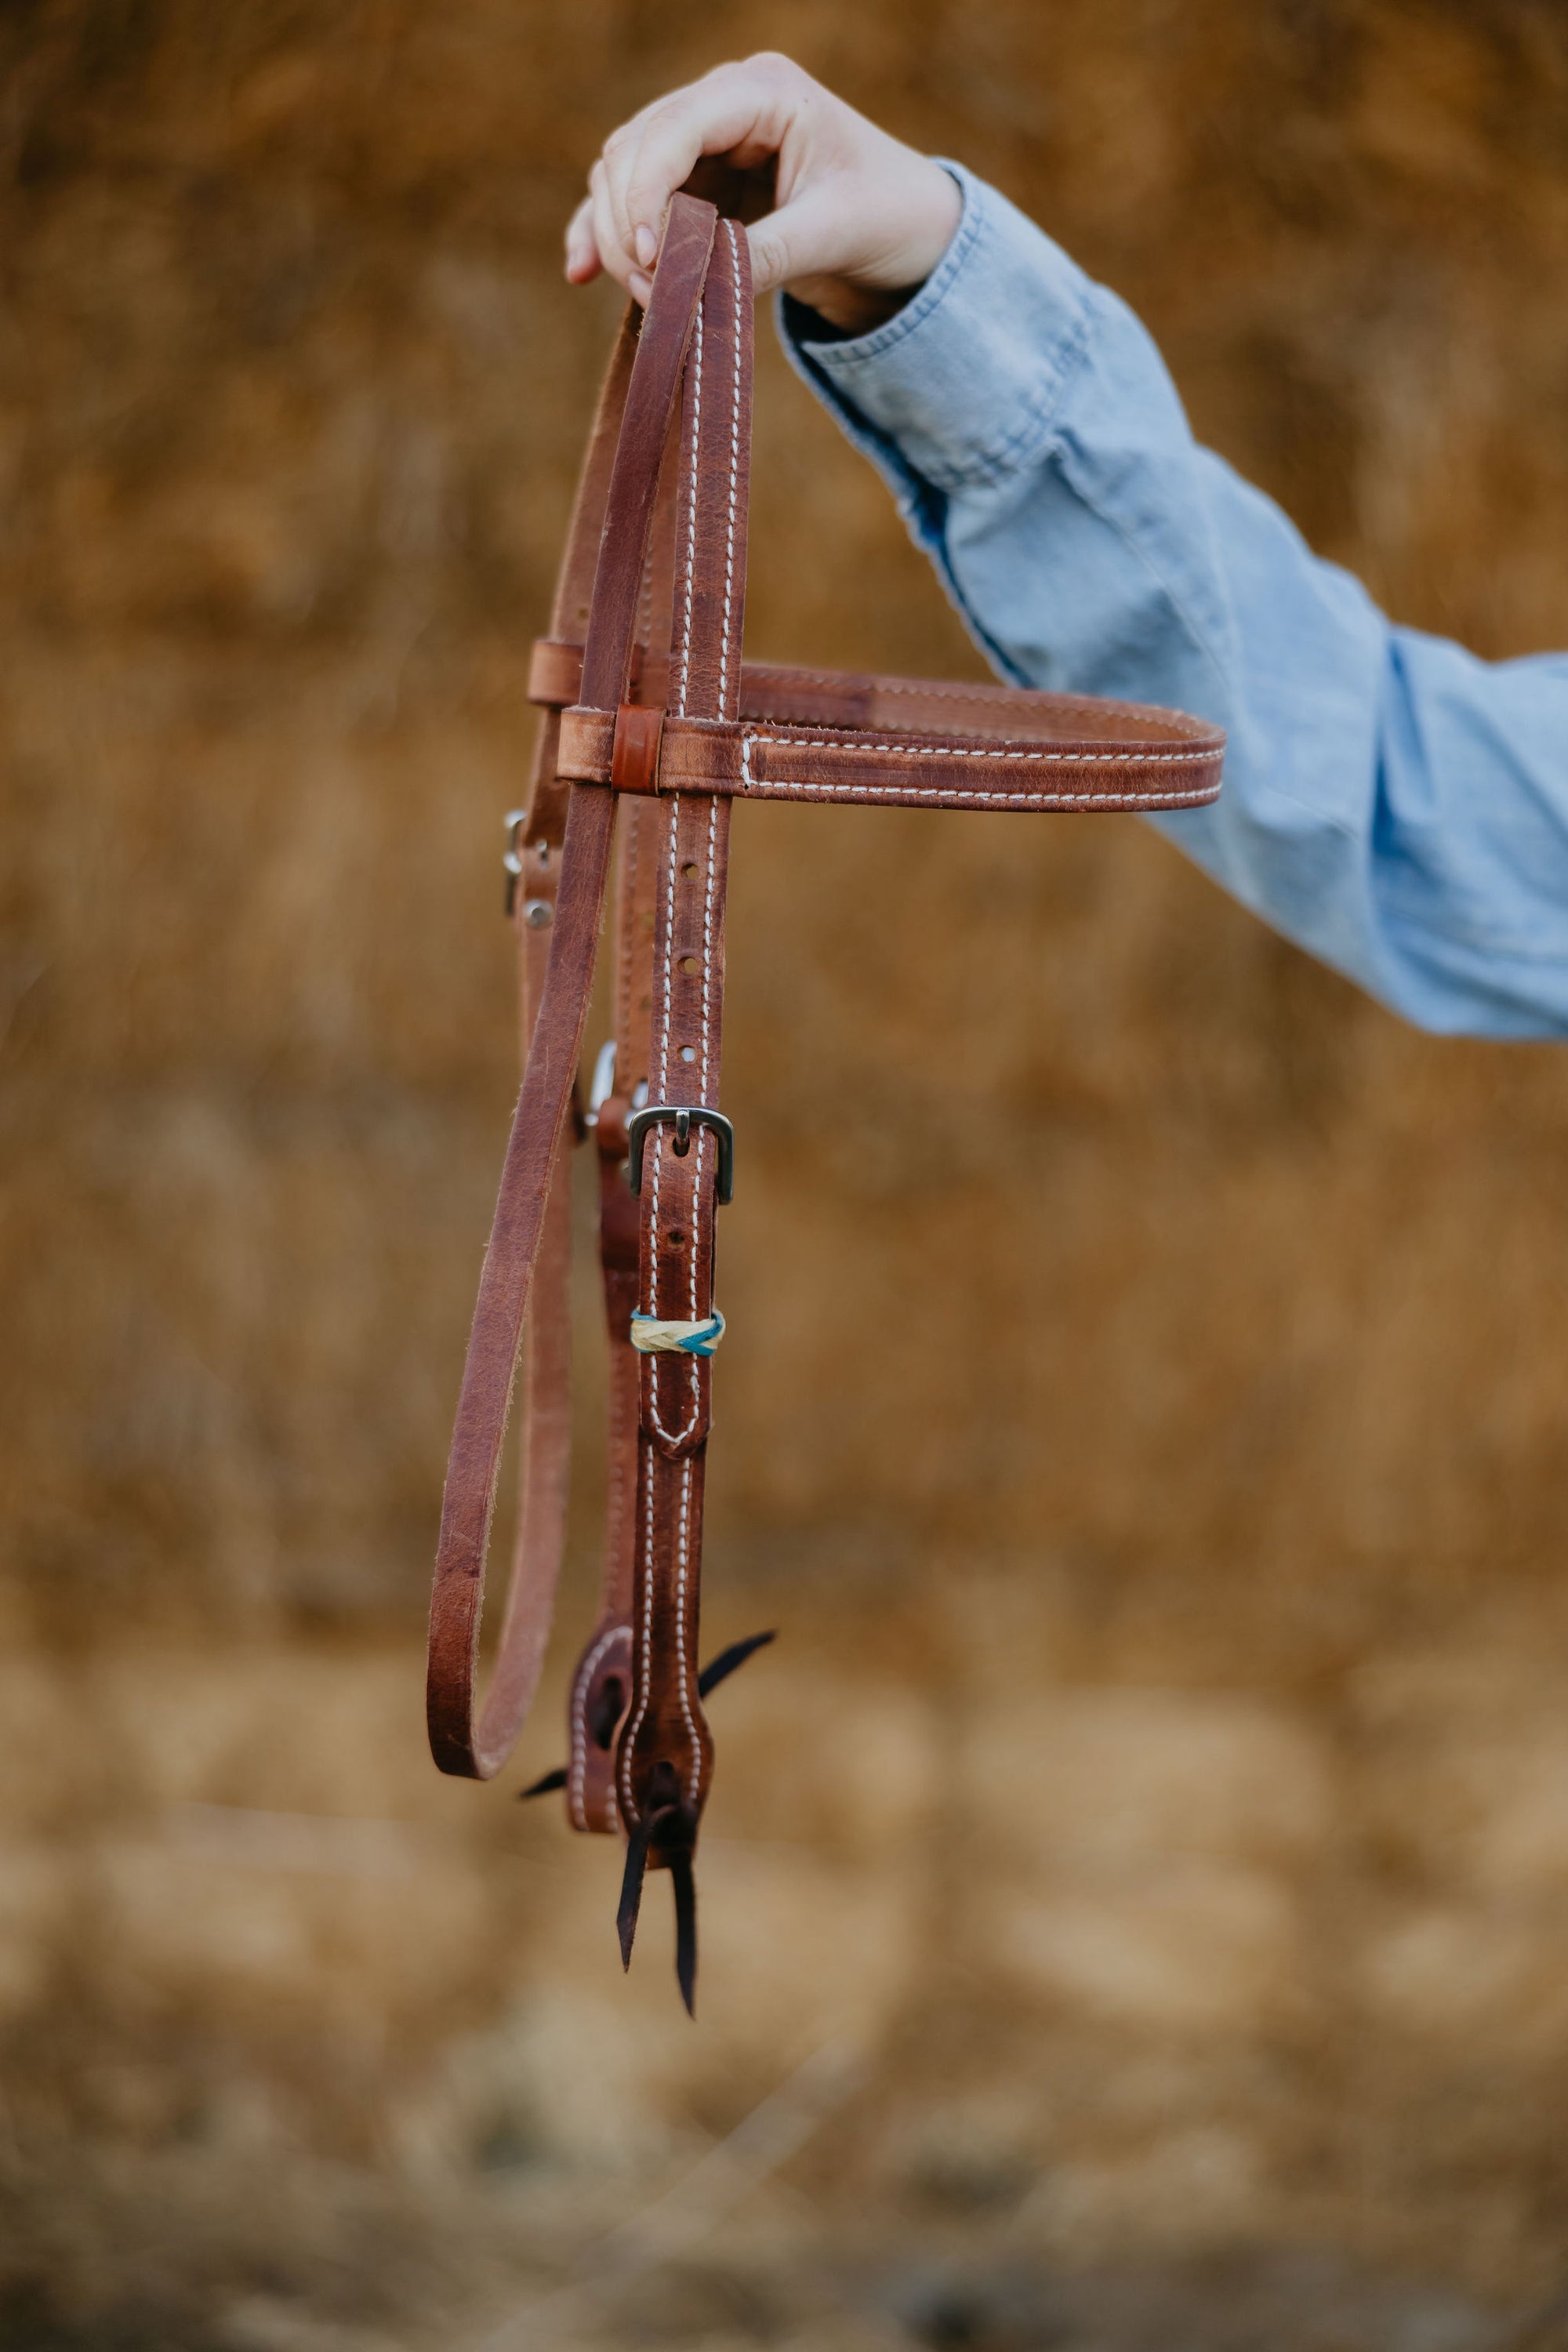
[616,1897,639,1973]
[670,1846,698,2019]
[695,1628,780,1700]
[617,1816,652,1973]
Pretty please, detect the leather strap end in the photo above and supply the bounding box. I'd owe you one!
[611,702,666,797]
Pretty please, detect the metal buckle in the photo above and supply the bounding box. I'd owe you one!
[503,811,552,923]
[625,1105,735,1205]
[503,810,525,915]
[584,1040,618,1129]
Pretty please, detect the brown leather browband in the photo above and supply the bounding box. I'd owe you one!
[425,194,1224,2013]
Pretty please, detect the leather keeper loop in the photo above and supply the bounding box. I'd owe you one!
[611,702,666,797]
[527,637,583,707]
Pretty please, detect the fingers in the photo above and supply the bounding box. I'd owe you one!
[579,154,643,301]
[570,56,814,296]
[617,63,797,251]
[564,195,599,285]
[561,53,946,315]
[586,157,617,282]
[595,97,665,284]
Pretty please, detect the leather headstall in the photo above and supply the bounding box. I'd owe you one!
[425,193,1225,2013]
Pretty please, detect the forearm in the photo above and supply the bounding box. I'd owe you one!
[781,165,1568,1040]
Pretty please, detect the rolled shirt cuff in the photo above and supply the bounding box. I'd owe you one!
[777,161,1094,496]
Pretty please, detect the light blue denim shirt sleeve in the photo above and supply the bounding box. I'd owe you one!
[778,163,1568,1039]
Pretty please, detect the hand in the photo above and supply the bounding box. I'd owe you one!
[564,53,963,336]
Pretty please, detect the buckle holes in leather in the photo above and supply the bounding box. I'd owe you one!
[667,1230,686,1250]
[589,1676,625,1751]
[681,862,699,880]
[679,1044,696,1062]
[678,955,699,975]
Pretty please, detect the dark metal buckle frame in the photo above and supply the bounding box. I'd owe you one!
[625,1105,735,1205]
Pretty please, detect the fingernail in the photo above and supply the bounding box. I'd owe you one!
[634,223,657,269]
[629,269,652,307]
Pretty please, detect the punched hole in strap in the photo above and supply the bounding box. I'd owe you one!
[611,702,666,796]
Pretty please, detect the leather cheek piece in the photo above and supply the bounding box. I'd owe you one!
[609,702,666,797]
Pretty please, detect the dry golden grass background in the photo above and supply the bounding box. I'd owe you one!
[5,1,1568,2344]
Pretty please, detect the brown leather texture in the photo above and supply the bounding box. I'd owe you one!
[555,700,1222,810]
[540,639,1225,807]
[610,702,667,797]
[425,197,712,1783]
[425,191,1225,2006]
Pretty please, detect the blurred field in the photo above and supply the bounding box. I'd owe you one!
[4,0,1568,2344]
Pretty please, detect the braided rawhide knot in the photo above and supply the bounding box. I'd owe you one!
[629,1309,725,1356]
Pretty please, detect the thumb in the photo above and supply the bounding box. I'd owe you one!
[744,179,855,299]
